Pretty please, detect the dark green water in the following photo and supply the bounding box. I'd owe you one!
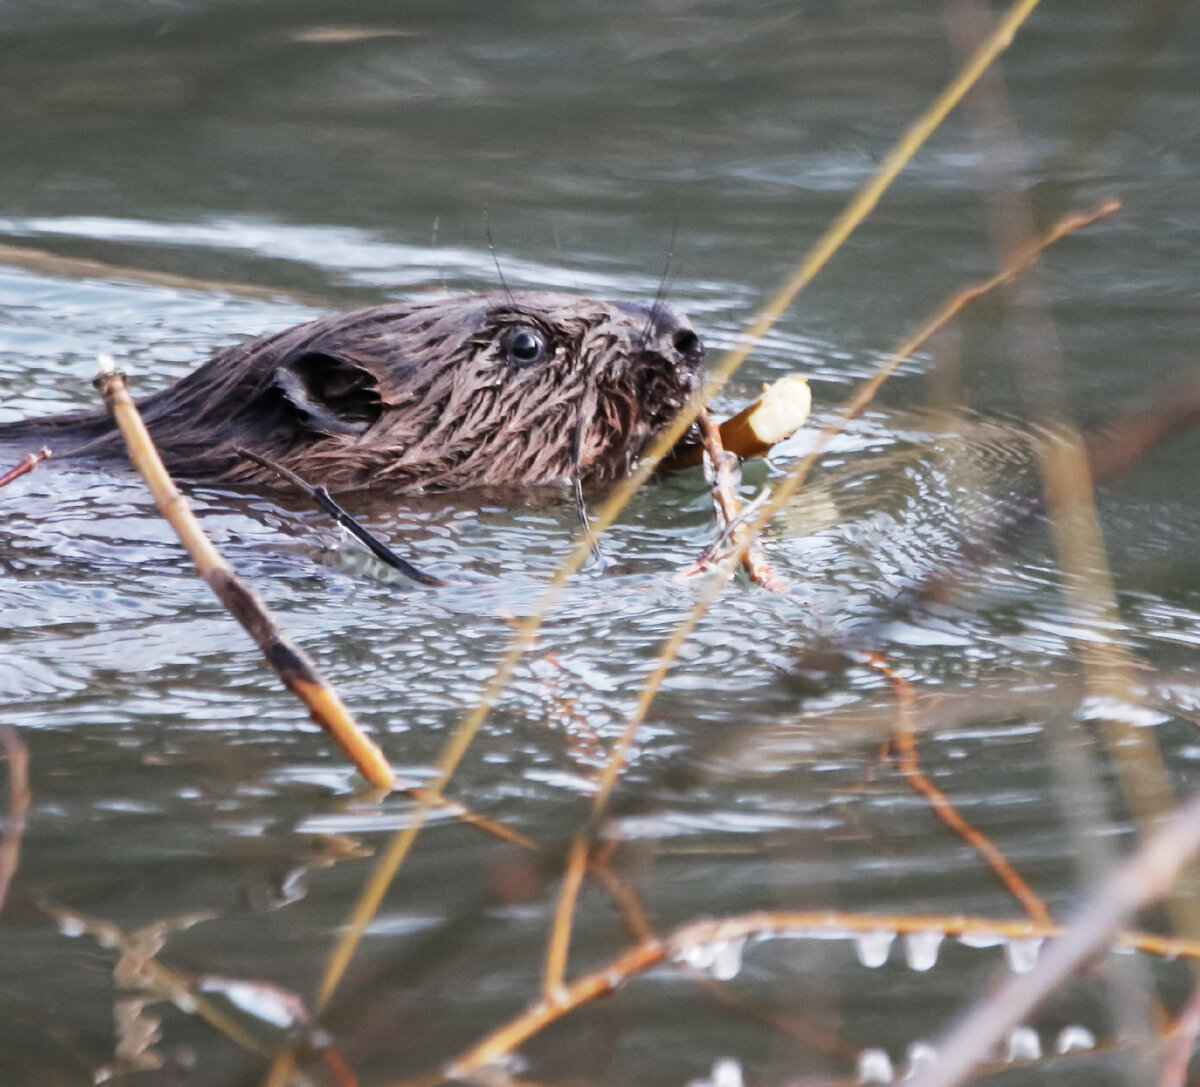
[2,2,1200,1084]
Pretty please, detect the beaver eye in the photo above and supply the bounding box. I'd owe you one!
[500,326,548,368]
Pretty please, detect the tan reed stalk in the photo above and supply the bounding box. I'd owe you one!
[0,725,29,915]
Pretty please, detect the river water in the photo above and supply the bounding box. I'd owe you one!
[2,2,1200,1085]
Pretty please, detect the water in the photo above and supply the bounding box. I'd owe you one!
[2,1,1200,1084]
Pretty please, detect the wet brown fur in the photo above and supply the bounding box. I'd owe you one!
[0,291,704,493]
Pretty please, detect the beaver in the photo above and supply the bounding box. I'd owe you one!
[0,291,704,493]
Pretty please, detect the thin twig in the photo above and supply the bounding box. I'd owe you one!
[93,360,396,790]
[664,373,812,470]
[0,724,30,915]
[0,447,50,490]
[865,651,1050,923]
[233,448,448,587]
[0,241,331,305]
[541,412,787,997]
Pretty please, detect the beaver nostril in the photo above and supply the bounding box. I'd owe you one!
[673,330,702,359]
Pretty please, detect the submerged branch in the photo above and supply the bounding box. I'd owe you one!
[233,447,448,587]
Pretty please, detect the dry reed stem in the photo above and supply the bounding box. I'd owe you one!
[302,0,1050,1027]
[909,788,1200,1087]
[947,0,1200,1001]
[0,724,29,915]
[432,907,1200,1082]
[93,362,395,791]
[1158,979,1200,1087]
[0,447,50,490]
[866,651,1050,923]
[0,241,329,304]
[1038,431,1195,845]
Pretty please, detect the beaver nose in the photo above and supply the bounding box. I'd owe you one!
[618,301,704,365]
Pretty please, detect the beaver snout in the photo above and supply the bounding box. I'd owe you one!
[613,300,704,371]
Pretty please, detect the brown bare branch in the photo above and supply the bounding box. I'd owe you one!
[0,447,50,490]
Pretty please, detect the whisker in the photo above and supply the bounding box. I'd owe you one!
[572,370,606,568]
[640,218,680,350]
[484,211,515,307]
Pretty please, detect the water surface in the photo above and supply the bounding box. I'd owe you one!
[2,2,1200,1085]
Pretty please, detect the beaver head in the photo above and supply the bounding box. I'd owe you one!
[9,291,704,493]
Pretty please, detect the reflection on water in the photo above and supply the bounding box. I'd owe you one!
[2,1,1200,1084]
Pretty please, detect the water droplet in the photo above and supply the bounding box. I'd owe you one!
[855,929,896,968]
[1055,1025,1095,1053]
[688,1057,743,1087]
[711,937,746,981]
[682,942,717,971]
[711,1058,743,1087]
[903,931,944,972]
[858,1047,894,1084]
[1005,1026,1041,1062]
[1004,936,1043,974]
[903,1041,938,1080]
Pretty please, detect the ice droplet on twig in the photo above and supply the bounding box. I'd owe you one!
[855,929,896,968]
[902,1041,938,1080]
[903,930,944,972]
[1055,1025,1095,1053]
[857,1047,895,1084]
[1003,936,1043,974]
[682,942,718,971]
[687,1057,743,1087]
[711,937,746,981]
[1005,1026,1042,1062]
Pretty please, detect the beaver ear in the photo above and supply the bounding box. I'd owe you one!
[273,351,384,437]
